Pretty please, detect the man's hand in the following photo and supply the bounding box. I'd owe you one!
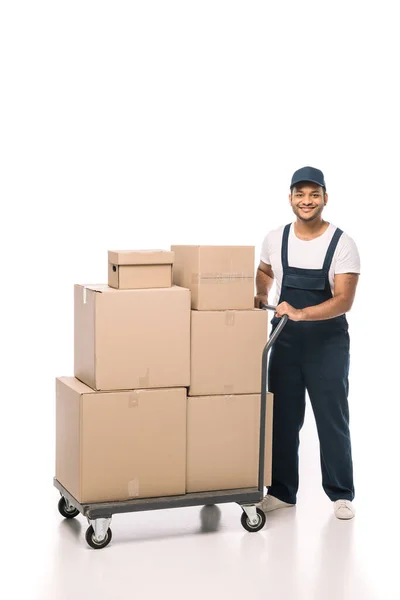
[275,301,304,321]
[254,294,268,308]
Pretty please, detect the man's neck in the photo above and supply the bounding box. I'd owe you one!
[294,218,329,240]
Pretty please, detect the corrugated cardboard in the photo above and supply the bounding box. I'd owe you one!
[74,284,190,391]
[108,250,174,266]
[108,263,172,290]
[170,245,255,310]
[186,393,273,492]
[189,309,268,396]
[56,377,187,503]
[108,250,174,290]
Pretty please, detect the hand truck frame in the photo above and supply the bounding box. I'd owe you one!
[54,304,287,548]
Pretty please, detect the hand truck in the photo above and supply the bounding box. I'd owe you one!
[54,304,287,548]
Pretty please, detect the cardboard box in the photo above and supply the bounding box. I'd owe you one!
[108,250,174,290]
[74,284,190,391]
[189,309,268,396]
[56,377,187,503]
[186,393,273,492]
[170,245,255,310]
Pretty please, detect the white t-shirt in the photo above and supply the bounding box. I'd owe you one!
[260,223,361,306]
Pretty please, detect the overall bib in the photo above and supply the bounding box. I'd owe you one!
[268,224,354,504]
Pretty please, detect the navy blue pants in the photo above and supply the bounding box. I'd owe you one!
[267,321,355,504]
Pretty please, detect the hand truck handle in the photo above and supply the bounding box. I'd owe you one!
[259,303,289,344]
[257,303,288,494]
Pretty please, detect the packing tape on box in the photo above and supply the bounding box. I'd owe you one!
[225,312,235,326]
[224,384,234,394]
[191,272,253,285]
[139,369,150,388]
[129,391,139,408]
[128,478,140,497]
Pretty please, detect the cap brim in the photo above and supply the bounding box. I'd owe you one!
[291,178,325,188]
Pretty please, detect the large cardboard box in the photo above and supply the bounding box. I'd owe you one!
[74,284,190,391]
[189,309,268,396]
[186,393,273,492]
[170,245,255,310]
[108,249,174,290]
[56,377,187,503]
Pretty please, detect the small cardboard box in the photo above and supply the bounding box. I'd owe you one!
[108,250,174,289]
[186,393,273,492]
[74,284,190,391]
[56,377,187,503]
[170,245,255,310]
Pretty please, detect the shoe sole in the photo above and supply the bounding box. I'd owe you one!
[258,504,295,513]
[335,512,355,520]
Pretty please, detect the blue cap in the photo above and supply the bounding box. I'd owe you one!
[290,166,326,189]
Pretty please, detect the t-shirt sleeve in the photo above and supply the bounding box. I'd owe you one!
[260,234,271,265]
[335,234,361,274]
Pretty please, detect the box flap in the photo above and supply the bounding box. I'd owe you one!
[76,283,111,294]
[81,283,186,295]
[108,250,175,266]
[57,376,97,395]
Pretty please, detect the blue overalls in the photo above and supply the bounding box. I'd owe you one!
[267,224,354,504]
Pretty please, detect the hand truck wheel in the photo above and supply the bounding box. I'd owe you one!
[240,507,266,532]
[58,496,79,519]
[85,525,113,549]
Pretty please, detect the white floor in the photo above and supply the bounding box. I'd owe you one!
[5,373,399,600]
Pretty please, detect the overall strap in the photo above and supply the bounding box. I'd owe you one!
[281,224,291,269]
[322,227,344,271]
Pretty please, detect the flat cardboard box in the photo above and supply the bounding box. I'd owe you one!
[189,309,268,396]
[186,393,273,492]
[170,245,255,310]
[74,284,190,391]
[56,377,187,503]
[108,250,174,290]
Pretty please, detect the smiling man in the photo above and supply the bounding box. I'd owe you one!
[255,166,360,520]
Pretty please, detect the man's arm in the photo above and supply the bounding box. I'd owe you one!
[254,261,274,307]
[275,273,359,321]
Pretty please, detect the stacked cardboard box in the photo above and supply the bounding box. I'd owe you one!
[56,250,191,503]
[108,249,174,290]
[56,245,273,504]
[171,246,273,493]
[56,379,187,503]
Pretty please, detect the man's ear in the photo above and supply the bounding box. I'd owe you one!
[324,192,329,206]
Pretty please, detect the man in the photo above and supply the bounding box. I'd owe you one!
[255,166,360,520]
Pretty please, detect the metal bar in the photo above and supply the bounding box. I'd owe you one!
[54,478,261,519]
[85,489,262,519]
[257,304,288,493]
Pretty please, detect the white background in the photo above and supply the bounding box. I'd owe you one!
[1,1,399,598]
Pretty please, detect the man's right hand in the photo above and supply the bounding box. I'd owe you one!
[254,295,269,308]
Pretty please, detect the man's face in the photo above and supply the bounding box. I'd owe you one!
[289,183,327,222]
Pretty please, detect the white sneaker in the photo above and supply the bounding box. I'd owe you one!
[257,494,295,513]
[334,499,355,520]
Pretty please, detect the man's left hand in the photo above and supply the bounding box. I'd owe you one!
[275,301,304,321]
